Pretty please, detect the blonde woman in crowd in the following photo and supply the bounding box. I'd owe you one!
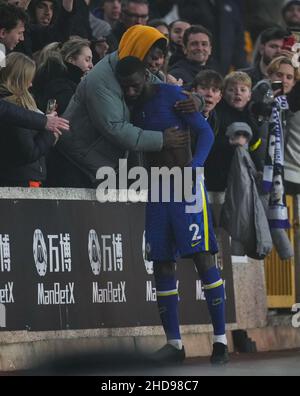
[259,56,300,259]
[0,52,58,187]
[33,38,93,115]
[32,38,94,188]
[266,56,300,196]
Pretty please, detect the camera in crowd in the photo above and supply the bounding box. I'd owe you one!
[250,80,280,121]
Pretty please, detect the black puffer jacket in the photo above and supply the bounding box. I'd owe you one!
[168,58,208,85]
[0,99,46,130]
[33,60,84,115]
[27,0,60,25]
[0,93,55,186]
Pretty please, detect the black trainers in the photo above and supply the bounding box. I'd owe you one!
[210,343,229,365]
[150,344,186,365]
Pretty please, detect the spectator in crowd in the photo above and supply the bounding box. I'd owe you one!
[14,0,74,56]
[0,2,26,51]
[71,0,113,42]
[90,36,110,64]
[51,25,195,187]
[107,0,149,51]
[266,56,299,197]
[243,26,290,86]
[89,17,111,39]
[205,72,256,192]
[285,80,300,195]
[244,0,285,42]
[33,38,93,115]
[33,38,93,187]
[27,0,58,27]
[192,69,223,134]
[164,0,249,75]
[168,19,190,67]
[143,36,167,81]
[5,0,31,7]
[143,22,183,86]
[282,0,300,29]
[0,4,69,133]
[0,52,59,187]
[61,37,93,76]
[92,0,121,28]
[68,0,93,39]
[148,18,169,39]
[0,98,69,133]
[89,7,112,57]
[115,56,228,366]
[268,56,298,96]
[259,56,299,259]
[32,40,60,66]
[168,25,212,85]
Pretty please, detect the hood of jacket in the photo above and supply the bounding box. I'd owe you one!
[118,25,168,61]
[27,0,60,25]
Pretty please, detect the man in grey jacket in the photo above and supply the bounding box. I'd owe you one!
[57,25,194,187]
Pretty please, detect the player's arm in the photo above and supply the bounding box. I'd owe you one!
[181,111,215,167]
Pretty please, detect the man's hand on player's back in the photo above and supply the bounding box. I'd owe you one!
[163,127,190,149]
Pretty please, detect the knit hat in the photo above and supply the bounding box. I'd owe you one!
[89,13,111,40]
[118,25,168,61]
[282,0,300,15]
[226,122,253,140]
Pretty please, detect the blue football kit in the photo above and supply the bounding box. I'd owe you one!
[134,84,218,262]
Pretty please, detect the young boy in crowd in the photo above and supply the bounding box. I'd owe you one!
[204,71,256,192]
[192,69,223,135]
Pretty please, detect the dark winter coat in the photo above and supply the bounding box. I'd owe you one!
[0,93,55,185]
[33,60,84,115]
[168,58,207,85]
[242,63,265,86]
[0,99,46,130]
[106,22,127,53]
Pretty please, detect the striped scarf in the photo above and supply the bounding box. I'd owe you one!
[263,96,290,229]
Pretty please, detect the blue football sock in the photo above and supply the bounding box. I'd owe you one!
[154,271,180,342]
[201,266,226,337]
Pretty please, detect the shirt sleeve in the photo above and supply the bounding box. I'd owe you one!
[176,91,214,167]
[0,100,47,130]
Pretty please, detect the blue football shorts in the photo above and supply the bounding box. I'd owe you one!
[145,178,218,262]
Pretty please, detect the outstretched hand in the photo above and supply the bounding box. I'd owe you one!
[163,127,190,149]
[174,91,202,113]
[166,74,183,86]
[46,114,69,135]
